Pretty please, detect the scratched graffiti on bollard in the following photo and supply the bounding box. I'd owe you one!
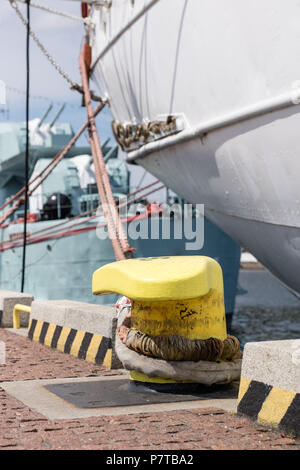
[292,340,300,366]
[0,341,6,365]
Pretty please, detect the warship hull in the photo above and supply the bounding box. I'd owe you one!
[89,0,300,296]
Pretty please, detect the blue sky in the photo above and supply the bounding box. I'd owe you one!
[0,0,162,196]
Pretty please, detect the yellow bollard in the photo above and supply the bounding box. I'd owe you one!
[92,256,227,385]
[13,304,31,329]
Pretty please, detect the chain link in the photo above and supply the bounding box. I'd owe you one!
[11,0,93,25]
[9,0,105,103]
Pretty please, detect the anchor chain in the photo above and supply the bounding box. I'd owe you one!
[9,0,104,103]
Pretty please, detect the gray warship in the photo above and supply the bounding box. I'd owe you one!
[0,105,241,321]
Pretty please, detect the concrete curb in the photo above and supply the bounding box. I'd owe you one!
[27,300,122,369]
[0,290,33,328]
[237,340,300,437]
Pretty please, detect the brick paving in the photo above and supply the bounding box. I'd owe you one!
[0,329,299,450]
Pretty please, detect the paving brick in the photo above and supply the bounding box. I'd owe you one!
[0,329,300,450]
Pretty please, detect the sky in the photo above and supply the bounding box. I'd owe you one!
[0,0,163,196]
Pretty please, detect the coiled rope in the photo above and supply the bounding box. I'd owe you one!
[0,182,165,252]
[120,326,241,363]
[116,302,242,385]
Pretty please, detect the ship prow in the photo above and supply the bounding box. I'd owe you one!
[87,0,300,297]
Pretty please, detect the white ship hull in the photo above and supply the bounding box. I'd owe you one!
[89,0,300,296]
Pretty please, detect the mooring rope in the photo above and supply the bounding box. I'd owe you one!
[79,45,135,260]
[122,328,241,362]
[115,302,242,385]
[21,0,30,293]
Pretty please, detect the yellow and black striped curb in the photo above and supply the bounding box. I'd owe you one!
[28,318,113,368]
[238,377,300,437]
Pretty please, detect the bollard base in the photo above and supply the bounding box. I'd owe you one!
[129,370,191,386]
[127,379,237,396]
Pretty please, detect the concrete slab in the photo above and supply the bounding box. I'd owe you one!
[237,339,300,437]
[1,375,238,420]
[0,290,33,328]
